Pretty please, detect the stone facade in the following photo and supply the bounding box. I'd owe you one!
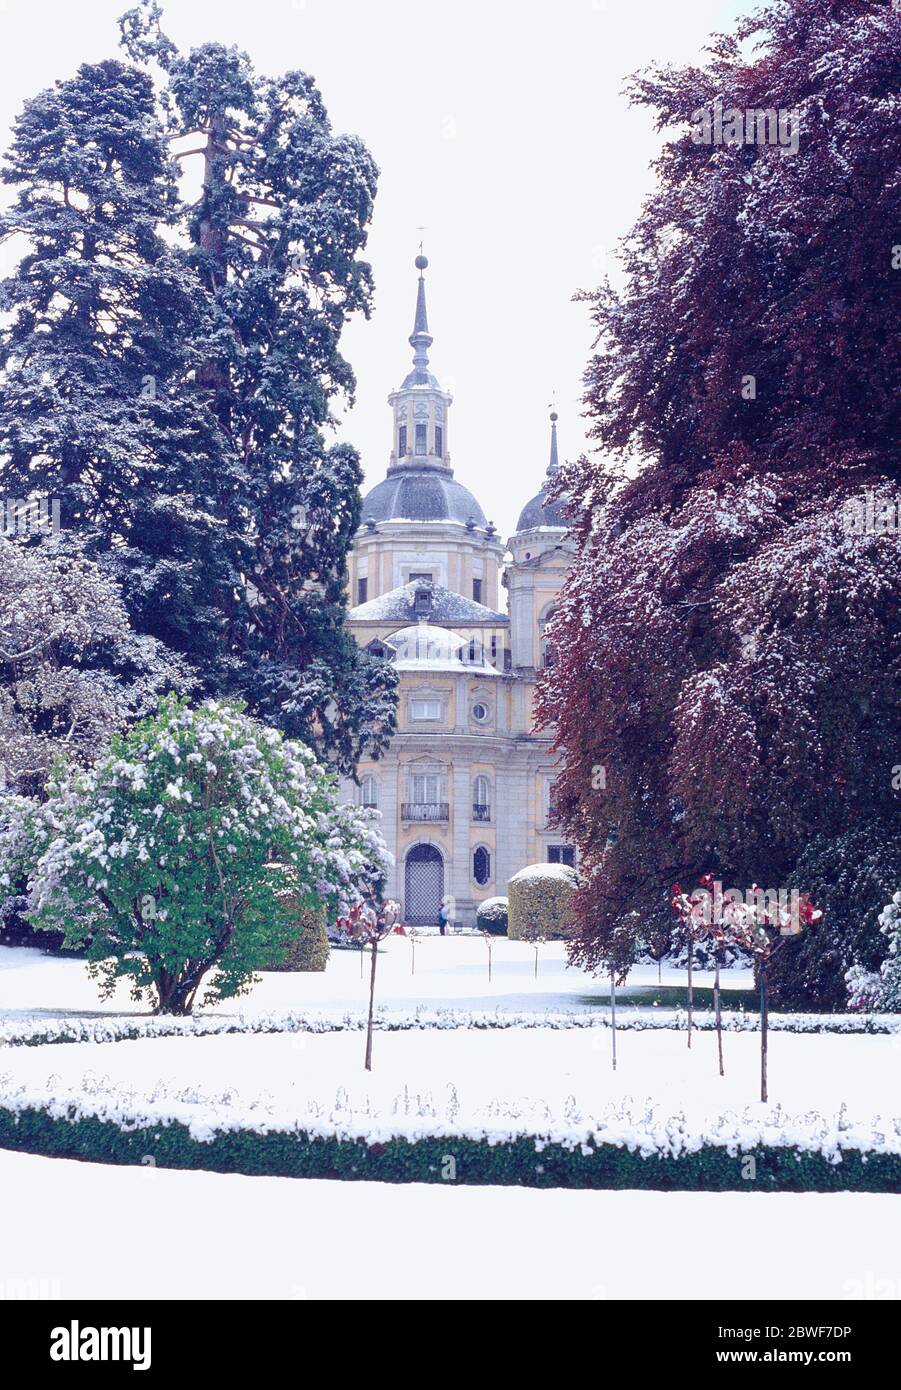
[340,257,575,927]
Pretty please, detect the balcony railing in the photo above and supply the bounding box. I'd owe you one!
[472,803,491,822]
[401,802,449,823]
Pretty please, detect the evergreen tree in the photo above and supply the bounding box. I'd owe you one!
[0,48,247,786]
[0,56,236,642]
[120,2,397,769]
[0,6,396,775]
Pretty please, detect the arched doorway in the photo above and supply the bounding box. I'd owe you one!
[404,844,444,925]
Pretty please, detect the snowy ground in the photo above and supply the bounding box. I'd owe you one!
[2,1026,899,1140]
[0,935,747,1021]
[0,937,898,1301]
[2,1148,899,1300]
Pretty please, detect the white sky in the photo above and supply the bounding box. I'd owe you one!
[0,0,751,539]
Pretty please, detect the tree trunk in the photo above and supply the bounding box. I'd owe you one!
[153,979,195,1016]
[364,939,378,1072]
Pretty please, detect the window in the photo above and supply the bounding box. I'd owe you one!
[409,571,432,582]
[414,587,432,616]
[412,772,441,803]
[541,607,557,668]
[356,577,368,605]
[360,775,378,808]
[548,845,575,867]
[471,701,489,723]
[435,425,443,456]
[473,846,491,887]
[414,422,427,455]
[473,775,491,822]
[411,699,441,721]
[490,635,498,661]
[472,577,483,604]
[398,425,407,455]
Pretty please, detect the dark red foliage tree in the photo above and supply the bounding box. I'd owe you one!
[538,0,901,994]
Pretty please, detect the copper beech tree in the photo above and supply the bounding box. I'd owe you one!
[538,0,901,1003]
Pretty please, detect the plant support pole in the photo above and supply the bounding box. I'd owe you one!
[365,939,378,1072]
[687,936,693,1048]
[610,968,617,1071]
[760,958,768,1102]
[714,956,724,1077]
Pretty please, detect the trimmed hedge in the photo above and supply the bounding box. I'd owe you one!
[476,896,508,936]
[263,903,329,972]
[1,1103,899,1192]
[508,865,577,941]
[4,1006,901,1049]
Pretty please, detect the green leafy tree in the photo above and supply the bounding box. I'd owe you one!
[3,696,389,1013]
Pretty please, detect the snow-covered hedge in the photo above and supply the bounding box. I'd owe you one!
[3,1006,900,1050]
[1,1084,899,1192]
[476,896,508,935]
[507,863,577,941]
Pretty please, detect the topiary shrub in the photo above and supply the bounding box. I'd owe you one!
[507,864,577,941]
[264,898,329,972]
[476,896,508,936]
[767,819,901,1011]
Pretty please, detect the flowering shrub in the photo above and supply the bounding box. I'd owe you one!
[0,696,390,1013]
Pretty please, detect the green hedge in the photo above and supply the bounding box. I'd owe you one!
[263,903,329,972]
[1,1104,898,1192]
[507,866,577,941]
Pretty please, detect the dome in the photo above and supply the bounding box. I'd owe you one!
[382,622,500,673]
[514,411,569,533]
[361,470,488,527]
[515,483,568,533]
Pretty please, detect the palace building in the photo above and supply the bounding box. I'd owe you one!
[340,255,575,927]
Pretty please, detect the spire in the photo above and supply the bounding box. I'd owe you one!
[408,253,434,382]
[547,410,560,476]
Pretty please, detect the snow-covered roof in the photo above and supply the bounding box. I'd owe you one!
[380,622,501,674]
[349,580,506,625]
